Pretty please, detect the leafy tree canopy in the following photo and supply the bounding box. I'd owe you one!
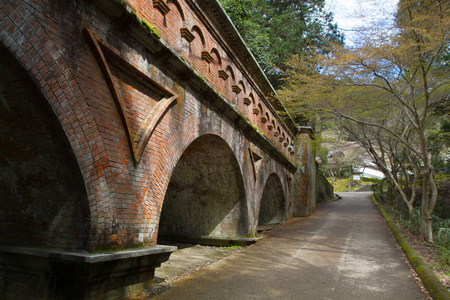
[219,0,344,88]
[279,0,449,242]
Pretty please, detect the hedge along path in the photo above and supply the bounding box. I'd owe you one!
[372,195,450,300]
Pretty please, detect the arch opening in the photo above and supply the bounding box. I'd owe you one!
[258,173,285,230]
[158,134,248,242]
[0,44,90,250]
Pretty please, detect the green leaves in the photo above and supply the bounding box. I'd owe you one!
[218,0,344,88]
[279,0,450,243]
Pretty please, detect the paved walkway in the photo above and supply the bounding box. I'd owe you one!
[154,192,424,299]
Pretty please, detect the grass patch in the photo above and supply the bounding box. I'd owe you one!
[330,177,375,192]
[219,245,243,253]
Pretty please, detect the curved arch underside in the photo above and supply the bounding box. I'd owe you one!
[258,173,285,227]
[0,44,90,250]
[158,134,248,239]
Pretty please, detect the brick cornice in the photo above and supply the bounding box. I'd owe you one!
[194,0,297,138]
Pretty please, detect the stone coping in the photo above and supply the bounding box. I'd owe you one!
[159,235,264,247]
[0,244,177,264]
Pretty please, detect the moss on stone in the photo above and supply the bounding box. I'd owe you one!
[140,18,161,39]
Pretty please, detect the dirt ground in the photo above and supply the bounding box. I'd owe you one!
[137,242,247,298]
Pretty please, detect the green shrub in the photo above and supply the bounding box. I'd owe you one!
[370,178,384,195]
[397,207,422,236]
[433,216,450,249]
[436,246,449,270]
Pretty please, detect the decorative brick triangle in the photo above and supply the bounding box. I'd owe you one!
[85,28,178,164]
[248,148,262,181]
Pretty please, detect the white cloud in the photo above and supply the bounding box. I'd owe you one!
[325,0,399,45]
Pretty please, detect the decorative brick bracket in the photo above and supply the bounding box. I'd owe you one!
[153,0,170,15]
[252,107,260,115]
[267,124,273,131]
[201,51,214,63]
[180,27,195,42]
[274,131,280,137]
[86,28,178,164]
[232,84,242,94]
[243,97,251,106]
[261,116,268,124]
[218,69,229,80]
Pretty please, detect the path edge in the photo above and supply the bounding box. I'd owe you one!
[371,195,450,300]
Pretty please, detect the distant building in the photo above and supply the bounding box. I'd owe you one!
[356,167,385,179]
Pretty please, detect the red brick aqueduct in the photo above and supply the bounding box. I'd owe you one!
[0,0,334,298]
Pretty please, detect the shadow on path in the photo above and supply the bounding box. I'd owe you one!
[151,192,425,299]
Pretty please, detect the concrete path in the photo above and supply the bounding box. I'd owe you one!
[154,192,424,299]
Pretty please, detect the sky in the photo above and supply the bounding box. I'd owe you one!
[325,0,399,45]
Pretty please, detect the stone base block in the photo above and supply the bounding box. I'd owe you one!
[0,244,176,299]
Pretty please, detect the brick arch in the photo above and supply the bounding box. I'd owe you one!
[167,0,185,21]
[238,80,246,94]
[226,65,235,81]
[158,134,248,240]
[257,103,264,127]
[270,119,276,133]
[257,172,286,229]
[210,47,221,82]
[0,8,118,250]
[211,48,222,66]
[161,0,185,51]
[144,113,250,244]
[0,43,91,251]
[190,25,206,71]
[249,93,255,104]
[280,132,286,147]
[250,94,258,123]
[223,65,235,98]
[258,103,264,114]
[191,25,206,46]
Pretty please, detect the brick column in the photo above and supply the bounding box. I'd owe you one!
[292,126,317,217]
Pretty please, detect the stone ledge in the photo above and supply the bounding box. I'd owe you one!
[159,235,263,247]
[0,244,176,263]
[0,244,177,299]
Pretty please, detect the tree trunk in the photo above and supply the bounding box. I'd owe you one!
[421,166,433,243]
[407,203,414,219]
[421,208,433,243]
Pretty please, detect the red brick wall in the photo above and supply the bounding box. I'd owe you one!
[0,0,297,250]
